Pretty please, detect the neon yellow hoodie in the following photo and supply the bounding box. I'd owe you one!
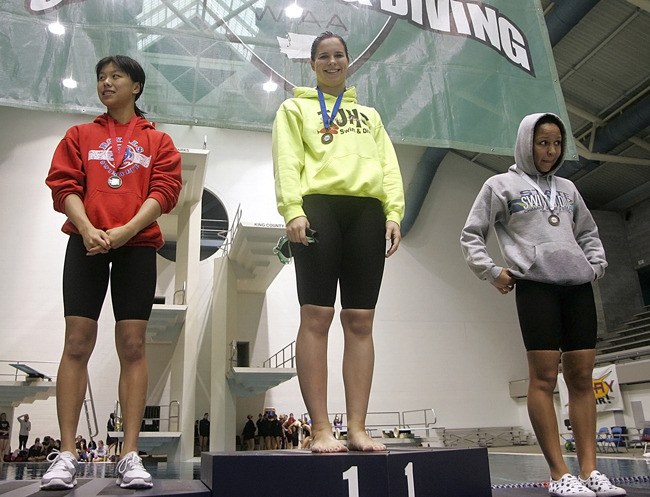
[272,86,404,225]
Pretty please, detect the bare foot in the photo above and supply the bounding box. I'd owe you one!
[346,431,387,452]
[309,430,348,453]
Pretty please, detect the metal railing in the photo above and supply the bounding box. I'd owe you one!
[113,400,181,432]
[82,379,99,440]
[262,341,296,368]
[400,408,438,438]
[173,281,186,305]
[300,409,438,438]
[201,218,229,244]
[221,204,242,256]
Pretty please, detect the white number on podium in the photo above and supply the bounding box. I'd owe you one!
[342,461,416,496]
[343,466,359,497]
[405,461,416,497]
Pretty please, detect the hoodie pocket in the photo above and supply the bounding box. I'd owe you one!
[85,189,143,230]
[529,241,595,284]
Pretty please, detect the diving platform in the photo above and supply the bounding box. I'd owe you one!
[0,363,57,407]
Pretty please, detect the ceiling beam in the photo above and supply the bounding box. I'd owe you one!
[629,137,650,153]
[575,142,650,166]
[625,0,650,14]
[565,101,604,125]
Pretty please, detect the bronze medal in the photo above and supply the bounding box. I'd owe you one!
[548,214,560,226]
[321,132,333,145]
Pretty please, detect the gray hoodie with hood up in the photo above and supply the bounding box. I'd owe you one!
[460,113,607,286]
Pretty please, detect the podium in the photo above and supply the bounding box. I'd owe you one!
[201,447,492,497]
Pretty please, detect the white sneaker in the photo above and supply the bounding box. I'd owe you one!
[115,451,153,488]
[40,450,79,490]
[579,471,626,497]
[549,474,596,496]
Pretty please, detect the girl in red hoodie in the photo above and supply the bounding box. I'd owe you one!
[42,55,182,491]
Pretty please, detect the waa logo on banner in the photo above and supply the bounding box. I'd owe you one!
[31,0,534,84]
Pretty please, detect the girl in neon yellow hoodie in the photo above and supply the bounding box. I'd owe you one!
[272,32,404,454]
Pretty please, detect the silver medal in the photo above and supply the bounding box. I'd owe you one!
[548,214,560,226]
[321,132,333,145]
[108,175,122,189]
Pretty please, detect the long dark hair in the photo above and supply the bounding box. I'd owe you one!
[310,31,350,62]
[95,55,146,117]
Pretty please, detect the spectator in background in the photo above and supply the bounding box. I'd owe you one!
[198,413,210,452]
[256,414,265,450]
[289,421,301,449]
[106,413,120,456]
[77,437,90,461]
[242,415,256,451]
[17,414,31,451]
[0,413,10,458]
[42,436,55,456]
[28,437,45,461]
[301,419,312,449]
[93,440,108,462]
[270,413,282,450]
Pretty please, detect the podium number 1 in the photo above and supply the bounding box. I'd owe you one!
[343,463,416,497]
[405,462,415,496]
[342,466,359,497]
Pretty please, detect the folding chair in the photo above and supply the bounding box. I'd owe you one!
[641,427,650,457]
[610,426,628,452]
[596,427,616,453]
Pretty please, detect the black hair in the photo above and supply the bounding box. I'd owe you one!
[534,113,565,169]
[534,113,565,141]
[95,55,146,117]
[310,31,350,62]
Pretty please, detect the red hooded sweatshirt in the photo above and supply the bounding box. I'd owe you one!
[46,114,182,249]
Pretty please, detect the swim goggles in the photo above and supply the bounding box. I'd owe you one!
[273,228,319,264]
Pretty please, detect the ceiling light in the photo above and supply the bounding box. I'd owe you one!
[285,2,303,19]
[48,21,65,35]
[62,77,78,89]
[263,79,278,92]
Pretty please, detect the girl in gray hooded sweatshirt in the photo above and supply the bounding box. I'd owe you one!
[461,113,625,497]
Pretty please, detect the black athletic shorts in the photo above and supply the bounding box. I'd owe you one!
[514,279,597,352]
[293,194,386,309]
[63,234,157,321]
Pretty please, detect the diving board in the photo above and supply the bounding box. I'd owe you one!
[9,363,52,381]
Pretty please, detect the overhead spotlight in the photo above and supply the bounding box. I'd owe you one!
[62,77,78,89]
[263,79,278,92]
[285,1,303,19]
[48,21,66,35]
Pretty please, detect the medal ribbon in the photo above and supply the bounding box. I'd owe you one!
[516,168,557,213]
[317,87,344,130]
[107,115,138,172]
